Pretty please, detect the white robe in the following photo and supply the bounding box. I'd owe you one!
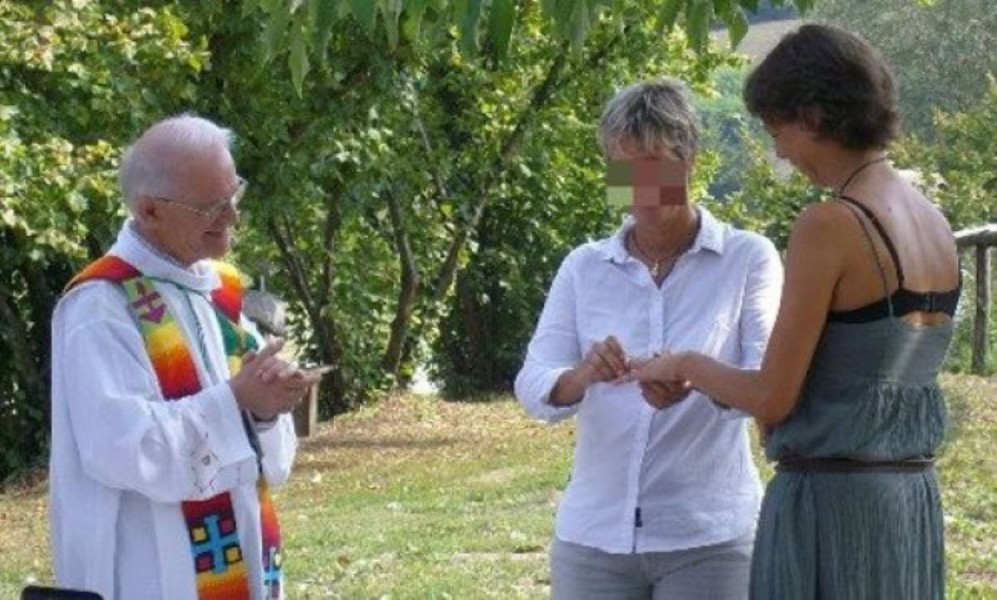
[49,223,297,600]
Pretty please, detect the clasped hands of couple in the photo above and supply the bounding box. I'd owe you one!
[583,336,691,410]
[229,338,328,421]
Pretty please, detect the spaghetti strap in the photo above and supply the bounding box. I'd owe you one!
[834,199,895,317]
[837,194,905,286]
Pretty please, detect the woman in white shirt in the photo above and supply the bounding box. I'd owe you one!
[515,79,784,599]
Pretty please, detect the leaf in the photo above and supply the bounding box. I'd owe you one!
[555,0,577,39]
[658,0,683,33]
[263,0,291,63]
[242,0,262,18]
[401,0,430,44]
[568,0,590,54]
[383,0,404,49]
[310,0,340,51]
[539,0,558,20]
[685,0,711,52]
[726,7,749,49]
[713,0,733,20]
[454,0,482,56]
[792,0,814,13]
[487,0,516,63]
[345,0,377,32]
[289,22,310,96]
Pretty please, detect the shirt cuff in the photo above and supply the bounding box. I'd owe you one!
[252,412,280,432]
[532,366,582,422]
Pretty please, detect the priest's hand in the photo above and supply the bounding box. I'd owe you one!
[230,339,313,420]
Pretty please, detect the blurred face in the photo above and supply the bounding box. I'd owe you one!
[135,144,242,265]
[607,139,691,226]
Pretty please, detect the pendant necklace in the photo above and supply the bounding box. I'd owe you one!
[630,230,675,280]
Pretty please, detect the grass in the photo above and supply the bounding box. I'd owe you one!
[1,374,994,598]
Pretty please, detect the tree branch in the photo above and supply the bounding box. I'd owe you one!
[267,215,324,344]
[430,41,572,301]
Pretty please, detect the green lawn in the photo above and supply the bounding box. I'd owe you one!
[2,374,994,598]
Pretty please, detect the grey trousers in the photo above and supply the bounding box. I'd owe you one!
[550,529,754,600]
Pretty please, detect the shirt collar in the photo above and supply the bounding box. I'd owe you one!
[596,205,726,263]
[108,220,219,294]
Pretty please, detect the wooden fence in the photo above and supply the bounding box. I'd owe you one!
[955,224,997,374]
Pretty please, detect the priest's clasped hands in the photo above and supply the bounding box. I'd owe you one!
[230,338,327,420]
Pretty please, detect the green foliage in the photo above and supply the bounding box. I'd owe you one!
[891,77,997,231]
[0,1,206,479]
[812,0,997,139]
[182,1,744,403]
[694,64,753,199]
[431,7,741,396]
[243,0,816,93]
[704,129,819,249]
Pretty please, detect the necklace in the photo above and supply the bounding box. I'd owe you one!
[837,155,888,196]
[629,229,680,280]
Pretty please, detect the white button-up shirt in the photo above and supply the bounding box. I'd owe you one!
[515,207,783,554]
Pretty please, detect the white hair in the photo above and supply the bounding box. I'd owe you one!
[598,79,700,160]
[118,114,234,209]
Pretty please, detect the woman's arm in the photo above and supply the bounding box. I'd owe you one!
[514,252,586,421]
[638,203,846,425]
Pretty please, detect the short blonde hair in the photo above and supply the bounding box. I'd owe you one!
[598,79,700,160]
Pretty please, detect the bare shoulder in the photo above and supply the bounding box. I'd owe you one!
[788,201,855,245]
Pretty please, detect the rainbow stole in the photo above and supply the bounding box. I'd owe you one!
[67,256,283,600]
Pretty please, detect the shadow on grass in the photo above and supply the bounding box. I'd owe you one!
[301,436,456,452]
[438,391,513,404]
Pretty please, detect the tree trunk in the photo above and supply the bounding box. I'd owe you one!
[383,190,421,379]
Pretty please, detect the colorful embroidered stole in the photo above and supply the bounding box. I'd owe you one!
[68,256,283,599]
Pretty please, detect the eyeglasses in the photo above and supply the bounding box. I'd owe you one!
[151,177,247,219]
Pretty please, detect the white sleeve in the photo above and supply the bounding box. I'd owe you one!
[738,238,783,369]
[711,237,783,419]
[238,314,298,488]
[53,284,257,503]
[514,253,583,424]
[258,414,297,488]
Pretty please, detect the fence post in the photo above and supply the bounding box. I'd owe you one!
[294,383,319,438]
[973,245,991,374]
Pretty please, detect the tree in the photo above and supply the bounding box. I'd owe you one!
[189,2,743,402]
[812,0,997,138]
[0,1,207,479]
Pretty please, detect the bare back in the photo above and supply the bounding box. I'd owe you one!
[828,172,960,326]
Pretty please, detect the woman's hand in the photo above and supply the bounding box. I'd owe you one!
[581,335,630,384]
[639,379,692,410]
[632,351,685,384]
[630,352,692,409]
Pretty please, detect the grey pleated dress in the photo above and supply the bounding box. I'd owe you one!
[750,198,958,600]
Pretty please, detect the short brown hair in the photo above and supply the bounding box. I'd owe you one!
[744,24,899,150]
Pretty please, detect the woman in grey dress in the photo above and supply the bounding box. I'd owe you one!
[632,24,960,599]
